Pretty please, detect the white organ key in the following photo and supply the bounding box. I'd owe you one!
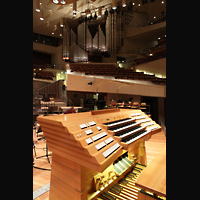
[144,122,154,127]
[97,126,101,131]
[126,131,150,144]
[104,137,114,145]
[89,121,96,126]
[79,123,87,129]
[134,116,145,120]
[108,118,134,127]
[85,138,93,145]
[131,113,141,117]
[92,131,107,141]
[146,125,158,131]
[119,126,144,138]
[138,118,151,123]
[85,129,93,135]
[102,143,120,158]
[114,122,140,132]
[95,141,106,150]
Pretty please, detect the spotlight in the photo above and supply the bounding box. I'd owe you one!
[112,0,117,9]
[98,7,102,17]
[122,0,126,7]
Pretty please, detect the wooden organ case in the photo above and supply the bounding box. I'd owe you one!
[37,108,162,200]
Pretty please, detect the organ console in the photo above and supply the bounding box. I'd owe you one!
[37,108,164,200]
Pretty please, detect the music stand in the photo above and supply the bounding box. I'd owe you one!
[35,136,51,163]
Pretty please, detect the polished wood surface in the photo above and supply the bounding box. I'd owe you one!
[33,129,166,200]
[135,146,166,197]
[34,109,164,200]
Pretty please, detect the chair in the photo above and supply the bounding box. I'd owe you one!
[140,102,147,111]
[132,102,139,109]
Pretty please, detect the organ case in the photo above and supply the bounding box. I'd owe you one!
[37,108,161,200]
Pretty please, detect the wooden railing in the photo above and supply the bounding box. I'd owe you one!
[37,80,63,101]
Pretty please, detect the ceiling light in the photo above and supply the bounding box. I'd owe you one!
[138,4,141,6]
[158,37,160,40]
[161,1,164,3]
[61,0,66,4]
[52,32,54,35]
[35,0,41,12]
[132,3,135,5]
[149,53,153,56]
[98,7,102,17]
[154,16,156,19]
[73,1,77,13]
[112,0,117,9]
[53,0,59,4]
[60,34,62,36]
[60,17,63,27]
[40,9,44,20]
[122,0,126,7]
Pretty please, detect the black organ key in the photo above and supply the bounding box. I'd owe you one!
[104,192,116,199]
[101,193,113,200]
[122,129,148,144]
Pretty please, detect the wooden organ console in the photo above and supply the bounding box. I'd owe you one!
[37,108,164,200]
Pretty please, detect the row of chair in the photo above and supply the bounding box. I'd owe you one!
[70,64,166,85]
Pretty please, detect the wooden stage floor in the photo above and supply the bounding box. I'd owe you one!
[33,127,166,200]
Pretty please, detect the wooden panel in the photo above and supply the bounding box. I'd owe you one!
[135,146,166,197]
[36,108,162,200]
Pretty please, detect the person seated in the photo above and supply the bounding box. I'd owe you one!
[64,106,76,114]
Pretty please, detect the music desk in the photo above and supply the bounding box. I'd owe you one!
[135,146,166,199]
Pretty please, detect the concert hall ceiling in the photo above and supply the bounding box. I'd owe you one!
[33,0,166,38]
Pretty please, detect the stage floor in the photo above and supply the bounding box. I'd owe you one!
[33,126,166,200]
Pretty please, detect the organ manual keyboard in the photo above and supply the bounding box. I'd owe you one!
[37,108,161,200]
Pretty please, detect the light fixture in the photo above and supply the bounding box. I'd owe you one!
[53,0,59,4]
[73,0,77,16]
[98,7,102,17]
[154,16,156,19]
[158,37,160,40]
[122,0,126,7]
[149,53,153,56]
[61,0,66,4]
[161,1,164,3]
[112,0,117,9]
[40,9,44,20]
[35,0,41,12]
[60,17,63,27]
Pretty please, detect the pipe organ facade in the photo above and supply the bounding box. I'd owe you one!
[63,13,121,61]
